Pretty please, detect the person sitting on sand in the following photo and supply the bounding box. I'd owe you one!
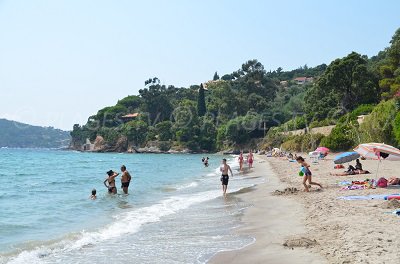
[388,177,400,185]
[288,153,293,160]
[355,159,363,171]
[296,156,323,192]
[90,189,97,200]
[104,170,119,194]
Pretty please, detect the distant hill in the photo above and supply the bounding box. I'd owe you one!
[0,119,71,148]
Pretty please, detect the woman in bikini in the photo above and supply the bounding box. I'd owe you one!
[296,156,322,192]
[238,152,244,171]
[104,170,119,194]
[247,151,254,169]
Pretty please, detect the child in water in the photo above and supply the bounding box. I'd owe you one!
[296,156,323,192]
[90,189,97,200]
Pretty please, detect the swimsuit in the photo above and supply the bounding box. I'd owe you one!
[304,167,312,176]
[108,178,116,193]
[121,182,130,188]
[221,175,229,185]
[108,186,117,193]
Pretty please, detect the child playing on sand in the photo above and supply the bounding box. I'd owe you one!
[90,189,97,200]
[296,156,323,192]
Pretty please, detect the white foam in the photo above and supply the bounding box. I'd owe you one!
[5,190,222,264]
[176,181,198,190]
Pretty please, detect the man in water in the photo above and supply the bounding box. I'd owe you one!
[220,158,233,197]
[204,157,209,167]
[104,170,119,194]
[120,165,132,194]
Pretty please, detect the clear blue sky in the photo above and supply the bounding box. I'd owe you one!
[0,0,399,130]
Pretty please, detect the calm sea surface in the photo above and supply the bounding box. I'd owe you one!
[0,149,263,264]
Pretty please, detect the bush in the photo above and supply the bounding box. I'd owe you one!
[281,116,307,131]
[281,133,325,152]
[320,123,358,151]
[309,119,336,129]
[392,112,400,147]
[359,100,397,145]
[158,141,171,152]
[261,129,289,149]
[155,121,173,141]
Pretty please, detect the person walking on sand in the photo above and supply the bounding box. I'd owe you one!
[220,158,233,197]
[104,170,119,194]
[120,165,132,194]
[238,152,244,171]
[296,156,322,192]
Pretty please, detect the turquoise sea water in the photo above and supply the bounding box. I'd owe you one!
[0,149,263,264]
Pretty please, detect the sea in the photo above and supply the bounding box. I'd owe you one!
[0,148,265,264]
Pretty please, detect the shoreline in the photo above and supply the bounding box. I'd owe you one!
[208,156,327,264]
[211,154,400,264]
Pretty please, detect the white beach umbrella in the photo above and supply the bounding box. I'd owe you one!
[354,143,400,178]
[354,143,400,161]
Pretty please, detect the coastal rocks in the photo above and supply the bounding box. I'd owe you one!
[283,237,318,248]
[113,136,128,152]
[273,187,298,195]
[93,136,106,151]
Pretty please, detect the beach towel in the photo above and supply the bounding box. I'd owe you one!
[340,185,366,191]
[377,177,388,188]
[337,194,400,200]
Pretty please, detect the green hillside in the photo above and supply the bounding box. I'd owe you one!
[0,119,70,148]
[71,28,400,153]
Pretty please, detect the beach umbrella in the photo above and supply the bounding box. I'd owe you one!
[354,143,400,161]
[315,147,329,154]
[334,152,360,164]
[354,143,400,178]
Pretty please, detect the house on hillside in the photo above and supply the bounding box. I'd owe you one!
[280,80,288,87]
[121,113,140,123]
[293,77,314,85]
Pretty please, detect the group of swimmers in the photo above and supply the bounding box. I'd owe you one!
[238,151,254,171]
[90,165,132,200]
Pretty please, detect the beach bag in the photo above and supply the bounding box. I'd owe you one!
[377,177,388,188]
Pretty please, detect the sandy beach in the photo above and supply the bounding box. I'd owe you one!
[210,155,400,264]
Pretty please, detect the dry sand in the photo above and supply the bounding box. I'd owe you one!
[209,155,400,264]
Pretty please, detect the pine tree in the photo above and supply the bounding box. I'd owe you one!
[197,83,207,116]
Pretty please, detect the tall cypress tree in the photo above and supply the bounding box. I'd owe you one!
[197,83,207,116]
[213,71,219,80]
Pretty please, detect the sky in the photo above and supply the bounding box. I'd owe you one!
[0,0,399,130]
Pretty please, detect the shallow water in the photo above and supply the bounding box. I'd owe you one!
[0,149,262,264]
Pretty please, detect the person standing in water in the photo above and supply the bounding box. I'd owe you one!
[104,170,119,194]
[120,165,132,194]
[238,152,244,171]
[296,156,322,192]
[247,150,254,169]
[204,157,209,167]
[220,158,233,197]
